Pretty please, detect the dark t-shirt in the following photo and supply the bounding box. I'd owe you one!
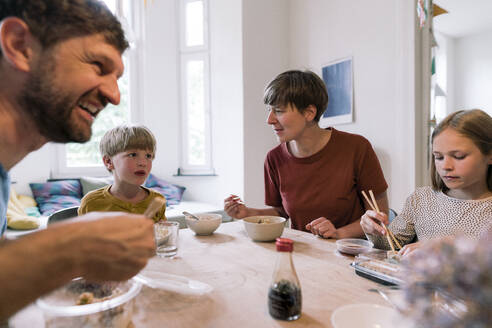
[264,128,388,231]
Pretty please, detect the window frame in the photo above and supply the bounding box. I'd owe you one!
[52,0,143,178]
[178,0,215,175]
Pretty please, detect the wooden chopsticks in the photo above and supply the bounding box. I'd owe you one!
[361,190,401,250]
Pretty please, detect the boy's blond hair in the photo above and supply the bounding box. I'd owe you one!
[100,125,156,159]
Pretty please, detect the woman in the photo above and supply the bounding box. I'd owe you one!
[225,70,388,239]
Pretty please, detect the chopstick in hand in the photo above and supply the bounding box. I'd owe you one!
[362,190,399,251]
[368,190,380,213]
[143,198,166,219]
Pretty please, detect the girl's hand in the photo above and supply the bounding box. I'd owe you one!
[306,217,338,239]
[360,210,389,235]
[224,194,249,219]
[399,241,422,257]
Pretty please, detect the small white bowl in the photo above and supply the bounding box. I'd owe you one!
[185,213,222,236]
[243,216,286,242]
[336,238,373,255]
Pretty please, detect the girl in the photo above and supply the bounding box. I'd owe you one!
[361,109,492,256]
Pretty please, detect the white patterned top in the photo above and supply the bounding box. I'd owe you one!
[367,186,492,250]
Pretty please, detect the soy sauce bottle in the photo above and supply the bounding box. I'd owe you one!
[268,238,302,321]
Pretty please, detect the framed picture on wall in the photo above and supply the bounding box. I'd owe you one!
[320,56,353,126]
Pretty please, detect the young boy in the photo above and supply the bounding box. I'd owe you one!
[78,125,167,222]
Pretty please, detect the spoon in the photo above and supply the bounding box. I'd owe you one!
[182,211,200,220]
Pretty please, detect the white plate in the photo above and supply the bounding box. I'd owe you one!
[331,303,406,328]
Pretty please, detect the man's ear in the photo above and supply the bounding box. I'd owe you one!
[303,104,317,122]
[0,17,37,72]
[103,155,113,171]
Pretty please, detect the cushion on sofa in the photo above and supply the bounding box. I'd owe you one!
[144,173,186,205]
[29,180,82,216]
[80,176,113,195]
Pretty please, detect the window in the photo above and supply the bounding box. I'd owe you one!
[53,0,140,177]
[178,0,214,175]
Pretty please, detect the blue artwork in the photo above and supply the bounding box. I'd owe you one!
[321,57,353,125]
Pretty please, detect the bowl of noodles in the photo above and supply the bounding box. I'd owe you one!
[243,216,286,242]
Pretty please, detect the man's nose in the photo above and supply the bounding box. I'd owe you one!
[100,75,121,105]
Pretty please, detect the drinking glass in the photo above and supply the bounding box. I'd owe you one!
[154,221,179,257]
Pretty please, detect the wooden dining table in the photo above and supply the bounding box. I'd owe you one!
[10,221,398,327]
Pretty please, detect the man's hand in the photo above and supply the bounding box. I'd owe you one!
[57,212,156,281]
[306,217,338,239]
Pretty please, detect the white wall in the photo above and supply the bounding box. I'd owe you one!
[453,29,492,117]
[10,145,53,195]
[242,0,289,207]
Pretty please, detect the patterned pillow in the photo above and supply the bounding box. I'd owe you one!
[144,174,186,205]
[29,180,82,216]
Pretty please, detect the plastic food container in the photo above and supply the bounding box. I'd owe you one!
[37,278,141,328]
[351,250,403,286]
[336,238,373,255]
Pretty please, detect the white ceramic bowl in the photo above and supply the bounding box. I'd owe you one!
[336,238,373,255]
[37,278,141,328]
[185,213,222,235]
[243,216,286,242]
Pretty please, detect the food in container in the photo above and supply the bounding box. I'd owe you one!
[37,278,141,328]
[351,250,403,286]
[386,250,401,264]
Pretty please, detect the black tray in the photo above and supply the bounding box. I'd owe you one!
[352,263,401,286]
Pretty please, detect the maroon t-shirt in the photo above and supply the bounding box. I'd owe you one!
[264,128,388,231]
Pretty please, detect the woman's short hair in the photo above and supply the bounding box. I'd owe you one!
[430,109,492,191]
[100,125,156,158]
[263,70,329,122]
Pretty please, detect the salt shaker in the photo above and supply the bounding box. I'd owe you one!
[268,238,302,321]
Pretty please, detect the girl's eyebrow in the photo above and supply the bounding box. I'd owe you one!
[433,149,466,155]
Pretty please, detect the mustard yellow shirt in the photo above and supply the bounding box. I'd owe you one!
[78,185,167,222]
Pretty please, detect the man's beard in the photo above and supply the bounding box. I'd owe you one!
[17,57,92,143]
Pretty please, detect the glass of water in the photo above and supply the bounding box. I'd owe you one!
[153,221,179,257]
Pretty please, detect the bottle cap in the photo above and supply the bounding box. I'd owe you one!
[276,238,293,252]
